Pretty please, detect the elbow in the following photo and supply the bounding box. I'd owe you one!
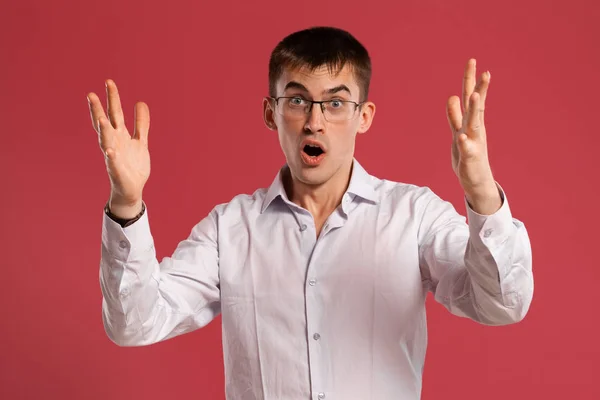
[476,288,534,326]
[485,304,529,326]
[503,290,534,325]
[105,330,134,348]
[101,304,151,347]
[102,312,139,347]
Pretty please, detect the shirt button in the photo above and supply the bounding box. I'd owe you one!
[300,224,307,231]
[309,278,317,286]
[484,228,493,238]
[120,288,130,297]
[313,333,321,340]
[119,240,128,249]
[318,393,325,399]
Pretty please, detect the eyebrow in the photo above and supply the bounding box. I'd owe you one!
[283,81,352,96]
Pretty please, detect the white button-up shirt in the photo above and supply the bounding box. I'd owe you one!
[99,159,534,399]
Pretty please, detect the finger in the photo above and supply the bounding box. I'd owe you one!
[106,79,126,130]
[466,92,483,138]
[98,114,117,156]
[473,71,490,124]
[462,58,477,114]
[87,92,107,134]
[133,102,150,146]
[446,95,462,133]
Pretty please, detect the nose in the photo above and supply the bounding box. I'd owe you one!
[304,102,325,133]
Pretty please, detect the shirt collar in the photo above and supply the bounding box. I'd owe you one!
[260,158,378,214]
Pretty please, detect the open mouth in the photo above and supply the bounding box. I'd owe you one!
[303,144,324,157]
[300,141,326,166]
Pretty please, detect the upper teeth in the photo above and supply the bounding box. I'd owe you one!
[308,144,319,148]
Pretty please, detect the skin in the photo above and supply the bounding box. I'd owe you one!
[447,59,502,215]
[86,58,500,229]
[87,80,149,219]
[262,59,501,237]
[262,64,376,235]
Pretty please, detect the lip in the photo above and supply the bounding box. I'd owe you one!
[300,150,326,166]
[299,138,327,167]
[300,138,327,153]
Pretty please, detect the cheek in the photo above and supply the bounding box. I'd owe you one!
[277,128,301,157]
[276,117,304,141]
[333,126,359,152]
[275,114,293,132]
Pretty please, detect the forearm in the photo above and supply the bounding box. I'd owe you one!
[462,219,534,325]
[460,187,534,325]
[100,208,163,345]
[108,193,144,220]
[423,184,534,326]
[464,180,503,216]
[99,205,222,346]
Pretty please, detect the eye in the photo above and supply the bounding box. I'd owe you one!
[330,100,343,108]
[289,97,305,105]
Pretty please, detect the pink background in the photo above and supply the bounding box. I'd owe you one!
[1,0,598,398]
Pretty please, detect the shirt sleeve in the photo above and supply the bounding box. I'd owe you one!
[99,202,221,346]
[417,182,534,326]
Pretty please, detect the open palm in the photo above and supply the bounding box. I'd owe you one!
[446,58,493,190]
[87,79,150,207]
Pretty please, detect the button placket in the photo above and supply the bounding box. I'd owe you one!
[305,229,325,398]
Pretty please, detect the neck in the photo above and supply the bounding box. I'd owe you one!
[283,159,353,221]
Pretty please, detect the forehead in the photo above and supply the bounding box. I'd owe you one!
[276,64,359,97]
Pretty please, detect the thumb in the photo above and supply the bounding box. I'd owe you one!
[457,132,478,160]
[105,146,126,178]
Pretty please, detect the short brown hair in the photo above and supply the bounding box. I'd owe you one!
[268,26,372,101]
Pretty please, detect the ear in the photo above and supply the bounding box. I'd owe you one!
[263,97,277,131]
[357,101,376,134]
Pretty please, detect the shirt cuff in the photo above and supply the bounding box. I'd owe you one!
[102,201,154,262]
[464,182,513,249]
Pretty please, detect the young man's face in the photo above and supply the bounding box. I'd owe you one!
[263,64,375,188]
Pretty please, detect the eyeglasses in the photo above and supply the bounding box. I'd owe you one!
[268,96,364,122]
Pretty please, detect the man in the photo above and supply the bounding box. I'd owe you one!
[88,26,533,399]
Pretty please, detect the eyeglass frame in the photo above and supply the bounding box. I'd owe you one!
[267,96,366,121]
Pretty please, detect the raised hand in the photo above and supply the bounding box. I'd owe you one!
[87,80,151,218]
[446,59,501,214]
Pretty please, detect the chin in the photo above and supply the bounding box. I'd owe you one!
[289,161,331,186]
